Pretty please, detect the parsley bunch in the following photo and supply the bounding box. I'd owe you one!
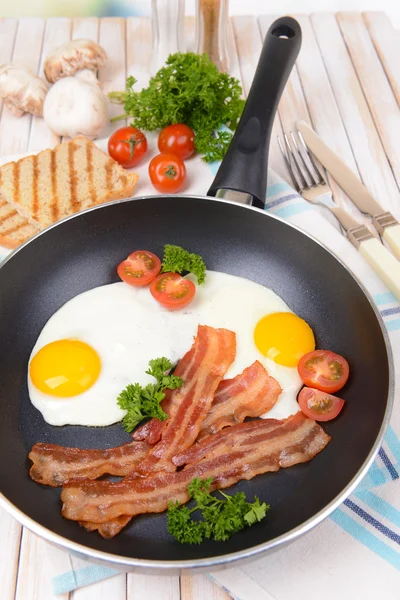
[162,244,206,284]
[167,478,269,544]
[109,52,245,162]
[117,357,183,433]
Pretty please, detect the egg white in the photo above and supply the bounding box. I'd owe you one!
[28,271,303,426]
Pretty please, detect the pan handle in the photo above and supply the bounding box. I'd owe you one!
[207,16,302,209]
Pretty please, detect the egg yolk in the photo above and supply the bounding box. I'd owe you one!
[254,312,315,367]
[29,339,101,397]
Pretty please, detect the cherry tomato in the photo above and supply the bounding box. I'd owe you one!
[158,124,195,160]
[298,387,345,422]
[149,272,195,310]
[117,250,161,286]
[108,127,148,168]
[298,350,350,393]
[148,153,187,194]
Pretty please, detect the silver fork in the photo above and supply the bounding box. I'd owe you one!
[278,129,400,301]
[278,130,365,236]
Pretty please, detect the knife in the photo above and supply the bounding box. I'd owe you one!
[297,120,400,261]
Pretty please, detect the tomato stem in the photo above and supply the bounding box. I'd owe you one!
[121,135,141,159]
[165,165,177,178]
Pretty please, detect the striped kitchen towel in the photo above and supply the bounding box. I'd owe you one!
[1,167,398,599]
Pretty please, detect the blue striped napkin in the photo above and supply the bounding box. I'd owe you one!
[1,168,398,598]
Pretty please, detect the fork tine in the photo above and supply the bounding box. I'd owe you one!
[297,129,326,185]
[277,135,302,193]
[290,131,318,187]
[283,133,308,189]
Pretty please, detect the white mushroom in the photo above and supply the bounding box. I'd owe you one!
[0,64,48,117]
[43,72,108,139]
[44,39,108,83]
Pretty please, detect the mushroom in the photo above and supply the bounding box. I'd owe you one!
[0,64,48,117]
[44,39,108,83]
[43,71,108,139]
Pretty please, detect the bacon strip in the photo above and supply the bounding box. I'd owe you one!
[134,325,236,476]
[197,360,281,440]
[132,333,200,444]
[61,412,330,528]
[28,441,151,487]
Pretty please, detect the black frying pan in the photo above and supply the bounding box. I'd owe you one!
[0,17,393,573]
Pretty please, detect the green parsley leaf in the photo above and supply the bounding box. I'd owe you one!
[108,52,245,162]
[167,477,269,544]
[117,357,183,433]
[162,244,206,284]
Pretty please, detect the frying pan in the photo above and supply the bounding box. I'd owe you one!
[0,17,393,574]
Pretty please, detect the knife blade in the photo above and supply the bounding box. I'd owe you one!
[297,120,400,261]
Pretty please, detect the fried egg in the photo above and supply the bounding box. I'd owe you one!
[28,271,314,426]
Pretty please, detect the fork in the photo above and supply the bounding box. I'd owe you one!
[278,129,400,301]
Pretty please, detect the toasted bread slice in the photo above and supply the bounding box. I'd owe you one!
[0,198,39,249]
[0,137,139,229]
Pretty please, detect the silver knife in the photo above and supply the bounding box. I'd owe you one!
[297,120,400,261]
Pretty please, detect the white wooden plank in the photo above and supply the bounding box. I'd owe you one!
[0,17,45,156]
[337,12,400,191]
[14,529,70,600]
[180,574,232,600]
[232,16,287,181]
[72,572,126,600]
[0,506,22,600]
[0,18,18,115]
[98,18,127,136]
[127,573,180,600]
[72,17,99,41]
[258,14,367,225]
[28,17,71,152]
[363,11,400,106]
[126,17,152,94]
[312,13,400,219]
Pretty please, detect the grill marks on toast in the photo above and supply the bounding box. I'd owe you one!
[50,150,58,221]
[69,140,79,213]
[86,141,96,205]
[13,162,20,207]
[0,137,139,242]
[0,196,39,248]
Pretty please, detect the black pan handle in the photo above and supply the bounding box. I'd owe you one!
[207,17,302,209]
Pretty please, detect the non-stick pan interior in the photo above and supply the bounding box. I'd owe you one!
[0,196,390,564]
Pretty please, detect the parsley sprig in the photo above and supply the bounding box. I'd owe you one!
[117,358,183,433]
[109,52,245,162]
[162,244,206,284]
[167,478,269,544]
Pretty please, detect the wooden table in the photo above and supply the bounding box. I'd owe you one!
[1,12,399,600]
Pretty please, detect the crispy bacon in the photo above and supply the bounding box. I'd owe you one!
[28,440,151,487]
[132,333,199,444]
[134,325,236,476]
[61,412,330,528]
[197,360,281,440]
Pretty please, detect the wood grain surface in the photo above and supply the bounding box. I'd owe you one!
[0,11,399,600]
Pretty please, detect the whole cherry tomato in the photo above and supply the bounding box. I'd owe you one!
[158,124,195,160]
[108,126,148,168]
[148,153,187,194]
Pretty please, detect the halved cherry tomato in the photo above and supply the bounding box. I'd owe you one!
[298,350,350,393]
[149,272,195,310]
[117,250,161,286]
[158,124,195,160]
[108,126,148,168]
[148,153,187,194]
[298,387,345,422]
